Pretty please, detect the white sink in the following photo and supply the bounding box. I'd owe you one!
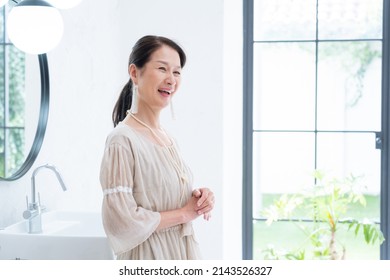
[0,210,114,260]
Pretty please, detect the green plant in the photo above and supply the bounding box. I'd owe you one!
[261,170,385,260]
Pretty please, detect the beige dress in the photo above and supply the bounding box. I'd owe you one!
[99,122,201,259]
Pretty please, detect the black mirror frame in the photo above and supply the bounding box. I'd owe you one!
[0,54,49,181]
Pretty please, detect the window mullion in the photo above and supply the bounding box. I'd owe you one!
[243,0,254,261]
[380,0,390,261]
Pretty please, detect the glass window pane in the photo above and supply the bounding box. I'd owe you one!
[0,128,4,177]
[253,43,316,130]
[254,0,317,41]
[6,128,25,177]
[0,45,4,125]
[317,41,382,131]
[317,133,381,198]
[318,0,383,40]
[250,0,384,261]
[7,45,25,127]
[254,220,380,260]
[253,132,315,218]
[0,7,4,43]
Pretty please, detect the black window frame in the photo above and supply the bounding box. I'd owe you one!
[243,0,390,260]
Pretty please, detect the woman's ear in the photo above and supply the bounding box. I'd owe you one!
[128,64,138,84]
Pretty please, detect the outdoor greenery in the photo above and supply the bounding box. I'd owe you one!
[258,171,384,260]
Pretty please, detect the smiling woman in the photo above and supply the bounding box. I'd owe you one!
[99,35,215,260]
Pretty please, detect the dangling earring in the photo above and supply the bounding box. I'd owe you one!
[130,85,138,114]
[170,97,176,120]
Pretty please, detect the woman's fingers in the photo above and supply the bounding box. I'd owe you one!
[196,199,215,215]
[192,189,202,198]
[203,212,211,221]
[192,188,215,219]
[195,188,214,207]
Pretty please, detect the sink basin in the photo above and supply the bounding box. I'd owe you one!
[0,210,114,260]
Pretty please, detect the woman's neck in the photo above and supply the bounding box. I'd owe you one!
[130,110,161,129]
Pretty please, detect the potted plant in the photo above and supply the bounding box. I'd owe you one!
[261,170,384,260]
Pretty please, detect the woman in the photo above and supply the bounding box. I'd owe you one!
[100,35,215,260]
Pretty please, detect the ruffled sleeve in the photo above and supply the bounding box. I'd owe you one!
[99,137,161,255]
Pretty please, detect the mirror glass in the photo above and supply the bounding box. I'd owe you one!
[0,4,48,181]
[0,49,42,179]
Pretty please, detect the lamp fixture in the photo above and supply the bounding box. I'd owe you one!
[46,0,82,10]
[0,0,8,8]
[7,0,64,54]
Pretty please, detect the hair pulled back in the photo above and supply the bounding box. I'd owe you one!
[112,35,186,127]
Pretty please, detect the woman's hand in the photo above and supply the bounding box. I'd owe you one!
[181,196,202,222]
[158,196,201,230]
[157,189,214,230]
[192,188,215,221]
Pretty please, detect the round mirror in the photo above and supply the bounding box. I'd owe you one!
[0,53,49,181]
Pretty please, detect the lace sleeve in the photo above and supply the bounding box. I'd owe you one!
[99,140,161,255]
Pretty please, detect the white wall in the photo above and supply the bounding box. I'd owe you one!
[0,0,244,260]
[223,0,243,259]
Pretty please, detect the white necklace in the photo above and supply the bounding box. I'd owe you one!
[130,113,188,183]
[130,113,171,147]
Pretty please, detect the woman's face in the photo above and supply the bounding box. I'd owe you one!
[131,45,182,112]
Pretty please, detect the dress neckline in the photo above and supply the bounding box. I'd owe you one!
[120,115,188,184]
[119,122,174,149]
[129,113,173,148]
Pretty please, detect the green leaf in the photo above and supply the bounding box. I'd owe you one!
[372,233,378,245]
[354,223,361,236]
[363,224,370,243]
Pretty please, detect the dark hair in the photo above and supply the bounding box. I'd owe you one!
[112,35,186,126]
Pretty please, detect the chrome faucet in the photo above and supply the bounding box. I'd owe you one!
[23,164,67,233]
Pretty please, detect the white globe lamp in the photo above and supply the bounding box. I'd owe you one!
[46,0,82,10]
[0,0,8,8]
[7,0,64,54]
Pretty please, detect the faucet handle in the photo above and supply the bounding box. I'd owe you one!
[23,195,33,219]
[24,195,35,210]
[37,192,46,212]
[23,209,33,219]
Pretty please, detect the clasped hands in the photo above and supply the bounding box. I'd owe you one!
[191,188,215,221]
